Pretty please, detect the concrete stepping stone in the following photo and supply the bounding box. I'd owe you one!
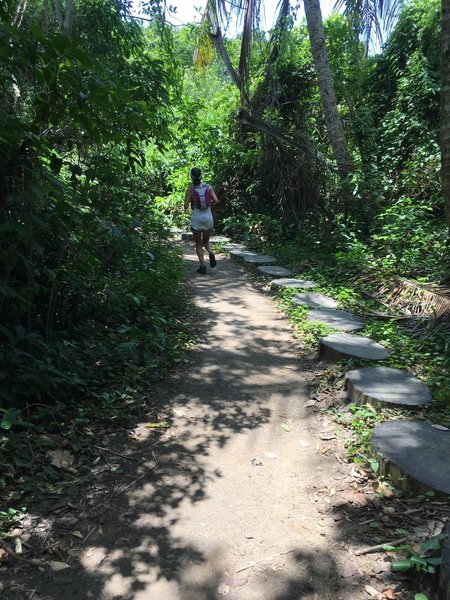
[440,523,450,600]
[257,265,293,277]
[345,366,431,407]
[223,243,247,251]
[270,278,317,290]
[230,250,259,261]
[243,254,277,264]
[372,420,450,499]
[293,292,338,309]
[320,333,391,362]
[210,236,231,243]
[307,308,364,331]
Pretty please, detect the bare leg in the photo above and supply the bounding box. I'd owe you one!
[202,231,212,254]
[203,231,216,268]
[193,232,205,266]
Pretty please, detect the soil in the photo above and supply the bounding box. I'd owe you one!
[1,245,443,600]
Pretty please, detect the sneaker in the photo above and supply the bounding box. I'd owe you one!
[197,265,206,274]
[209,253,217,268]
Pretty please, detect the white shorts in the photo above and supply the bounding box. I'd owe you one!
[191,207,213,232]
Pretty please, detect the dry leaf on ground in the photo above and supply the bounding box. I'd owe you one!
[46,450,75,470]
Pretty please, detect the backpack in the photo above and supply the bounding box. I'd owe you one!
[191,183,212,210]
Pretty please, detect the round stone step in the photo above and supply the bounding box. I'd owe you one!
[270,278,317,290]
[223,243,247,251]
[293,293,338,309]
[307,308,364,331]
[320,333,391,361]
[257,265,293,277]
[243,254,277,264]
[372,419,450,499]
[345,366,431,407]
[210,236,231,243]
[230,250,259,261]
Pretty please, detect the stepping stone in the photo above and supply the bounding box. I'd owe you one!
[372,420,450,499]
[257,265,293,277]
[210,236,231,243]
[223,243,246,250]
[320,333,391,362]
[307,308,364,331]
[293,292,337,309]
[270,278,317,290]
[243,254,277,264]
[345,366,431,407]
[440,523,450,600]
[230,250,259,261]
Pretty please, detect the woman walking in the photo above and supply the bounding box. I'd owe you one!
[184,167,220,274]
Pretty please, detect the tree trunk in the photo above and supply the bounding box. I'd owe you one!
[304,0,354,177]
[441,0,450,230]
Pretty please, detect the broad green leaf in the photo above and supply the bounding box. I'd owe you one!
[391,559,413,572]
[420,534,445,553]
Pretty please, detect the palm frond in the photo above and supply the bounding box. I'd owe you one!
[358,274,450,322]
[334,0,403,48]
[275,0,290,21]
[237,0,262,100]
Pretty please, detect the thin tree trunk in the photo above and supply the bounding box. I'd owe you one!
[441,0,450,230]
[54,0,63,29]
[63,0,74,35]
[12,0,28,28]
[304,0,354,177]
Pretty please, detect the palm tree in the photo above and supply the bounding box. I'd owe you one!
[206,0,354,177]
[303,0,354,176]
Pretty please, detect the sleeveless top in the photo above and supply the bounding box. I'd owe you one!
[191,183,212,210]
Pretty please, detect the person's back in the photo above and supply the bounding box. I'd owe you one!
[184,167,220,274]
[191,182,212,211]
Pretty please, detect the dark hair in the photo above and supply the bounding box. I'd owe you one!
[190,167,201,185]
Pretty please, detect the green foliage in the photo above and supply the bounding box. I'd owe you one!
[342,403,388,463]
[384,534,445,575]
[222,213,283,246]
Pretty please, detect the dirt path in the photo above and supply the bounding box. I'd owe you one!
[6,246,399,600]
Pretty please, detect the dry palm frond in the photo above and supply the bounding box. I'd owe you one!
[194,25,215,68]
[382,279,450,320]
[358,273,450,321]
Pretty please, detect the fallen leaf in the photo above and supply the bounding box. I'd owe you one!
[431,424,449,431]
[304,400,316,408]
[71,531,84,539]
[47,450,74,470]
[382,588,396,599]
[146,422,169,429]
[376,482,394,498]
[365,584,379,597]
[48,561,70,571]
[263,451,280,460]
[333,490,368,507]
[281,423,290,432]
